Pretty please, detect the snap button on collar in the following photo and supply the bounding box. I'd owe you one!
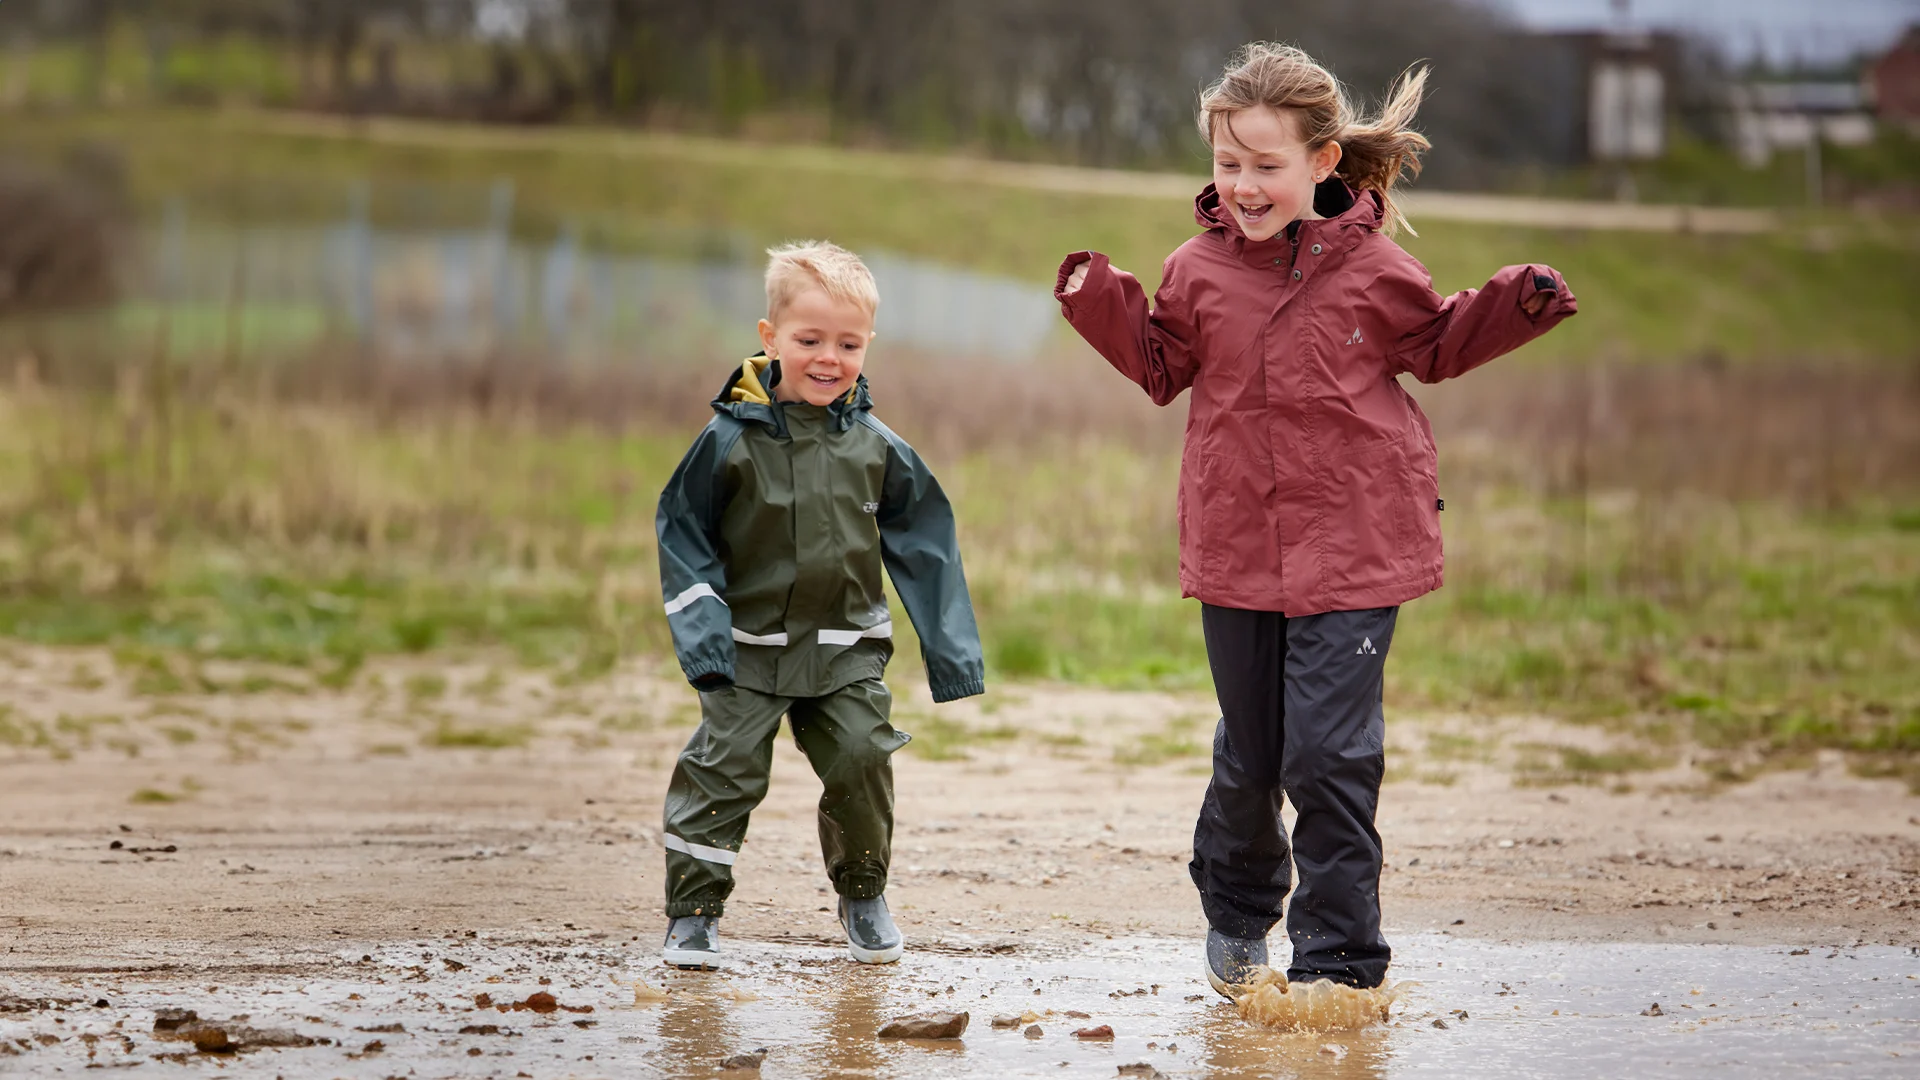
[1291,268,1302,280]
[1311,243,1323,255]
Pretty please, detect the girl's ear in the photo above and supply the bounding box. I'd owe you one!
[1315,140,1344,182]
[757,318,778,357]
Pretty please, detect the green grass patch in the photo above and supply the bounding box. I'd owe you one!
[901,714,1020,762]
[424,723,535,750]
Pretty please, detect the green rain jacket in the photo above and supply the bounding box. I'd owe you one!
[656,356,986,703]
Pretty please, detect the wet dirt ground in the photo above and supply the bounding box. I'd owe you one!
[2,646,1917,1076]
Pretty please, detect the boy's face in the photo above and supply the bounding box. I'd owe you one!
[758,287,874,406]
[1211,105,1343,242]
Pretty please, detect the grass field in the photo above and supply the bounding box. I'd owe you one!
[0,111,1916,790]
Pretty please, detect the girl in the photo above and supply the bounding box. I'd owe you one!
[1056,43,1576,995]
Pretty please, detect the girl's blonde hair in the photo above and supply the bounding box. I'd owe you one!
[1198,43,1431,236]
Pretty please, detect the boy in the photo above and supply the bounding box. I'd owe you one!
[653,240,985,969]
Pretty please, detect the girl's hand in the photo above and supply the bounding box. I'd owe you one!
[1063,261,1091,296]
[1521,272,1557,317]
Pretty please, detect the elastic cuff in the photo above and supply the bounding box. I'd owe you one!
[1054,250,1106,307]
[930,677,986,704]
[665,900,726,919]
[835,872,887,900]
[682,659,734,690]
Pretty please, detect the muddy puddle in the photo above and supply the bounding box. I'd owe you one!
[3,933,1915,1077]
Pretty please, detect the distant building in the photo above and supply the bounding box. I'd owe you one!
[1526,30,1688,166]
[1728,81,1877,166]
[1869,25,1920,131]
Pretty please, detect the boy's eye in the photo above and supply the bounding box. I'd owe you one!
[797,337,819,347]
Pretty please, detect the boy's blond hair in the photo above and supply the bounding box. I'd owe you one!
[764,240,879,321]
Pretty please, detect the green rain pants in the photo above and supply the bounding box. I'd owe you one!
[662,677,909,919]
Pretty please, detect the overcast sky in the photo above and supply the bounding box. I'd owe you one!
[1487,0,1919,66]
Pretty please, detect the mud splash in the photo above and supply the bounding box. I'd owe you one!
[1232,967,1404,1032]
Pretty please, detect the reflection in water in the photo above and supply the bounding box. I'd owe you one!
[1199,1016,1392,1080]
[133,218,1063,364]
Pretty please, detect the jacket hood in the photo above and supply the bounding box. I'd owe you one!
[1195,178,1382,266]
[712,353,873,432]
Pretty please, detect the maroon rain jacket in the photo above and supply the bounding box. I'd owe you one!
[1056,180,1577,616]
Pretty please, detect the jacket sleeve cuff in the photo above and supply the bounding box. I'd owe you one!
[1054,251,1110,313]
[682,658,734,690]
[1523,265,1578,322]
[930,676,986,704]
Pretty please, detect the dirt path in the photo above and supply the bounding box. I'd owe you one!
[232,110,1778,235]
[4,644,1914,976]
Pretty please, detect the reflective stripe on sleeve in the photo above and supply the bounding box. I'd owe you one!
[731,628,790,646]
[663,583,724,616]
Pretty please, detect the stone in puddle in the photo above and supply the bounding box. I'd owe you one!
[1024,1024,1044,1039]
[990,1015,1025,1029]
[719,1048,769,1070]
[1118,1065,1168,1079]
[171,1023,315,1053]
[877,1012,969,1040]
[1073,1025,1115,1040]
[152,1008,199,1033]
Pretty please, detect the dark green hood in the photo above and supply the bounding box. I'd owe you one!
[711,353,874,433]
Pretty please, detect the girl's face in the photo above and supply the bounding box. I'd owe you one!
[1211,105,1343,243]
[757,287,874,406]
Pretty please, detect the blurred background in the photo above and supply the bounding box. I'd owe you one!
[0,0,1913,788]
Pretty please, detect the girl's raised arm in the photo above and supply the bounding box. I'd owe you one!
[1382,256,1578,384]
[1054,252,1201,406]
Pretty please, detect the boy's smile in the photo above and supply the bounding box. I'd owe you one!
[759,287,874,406]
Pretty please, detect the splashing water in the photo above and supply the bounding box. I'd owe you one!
[1233,967,1405,1031]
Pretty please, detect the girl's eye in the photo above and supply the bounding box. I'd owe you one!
[798,338,819,347]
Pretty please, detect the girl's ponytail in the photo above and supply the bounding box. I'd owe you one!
[1199,44,1433,236]
[1331,66,1431,237]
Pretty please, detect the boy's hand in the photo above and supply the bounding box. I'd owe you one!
[1521,272,1557,317]
[1062,260,1091,296]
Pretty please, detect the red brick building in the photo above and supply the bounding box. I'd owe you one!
[1871,26,1920,130]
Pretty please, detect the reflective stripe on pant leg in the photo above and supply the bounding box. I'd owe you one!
[788,677,909,900]
[1189,604,1293,941]
[1280,605,1397,988]
[661,684,789,918]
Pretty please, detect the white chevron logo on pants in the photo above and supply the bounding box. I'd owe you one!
[1356,637,1377,655]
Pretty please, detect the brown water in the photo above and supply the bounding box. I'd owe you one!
[3,933,1916,1077]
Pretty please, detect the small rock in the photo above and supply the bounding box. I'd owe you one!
[153,1008,199,1033]
[1024,1024,1044,1039]
[1073,1025,1114,1040]
[459,1024,502,1036]
[93,999,110,1009]
[1641,1003,1664,1017]
[877,1012,969,1040]
[1065,1010,1092,1019]
[109,841,123,850]
[522,992,558,1014]
[1319,1044,1348,1058]
[1117,1065,1167,1079]
[474,993,494,1008]
[990,1015,1024,1029]
[1431,1018,1448,1030]
[355,1023,405,1034]
[359,1040,385,1054]
[719,1048,769,1071]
